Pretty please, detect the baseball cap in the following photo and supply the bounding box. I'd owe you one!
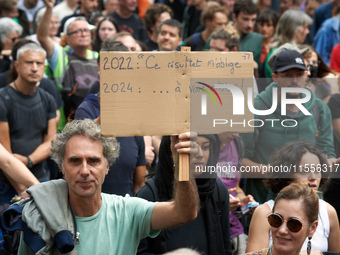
[273,50,308,73]
[268,43,309,72]
[61,17,96,37]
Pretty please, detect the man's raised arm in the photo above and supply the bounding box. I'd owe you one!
[37,0,56,58]
[150,132,200,230]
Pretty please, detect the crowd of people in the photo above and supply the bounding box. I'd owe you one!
[0,0,340,254]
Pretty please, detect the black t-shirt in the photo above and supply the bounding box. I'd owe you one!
[0,86,57,181]
[144,38,159,51]
[184,32,206,51]
[108,12,148,42]
[185,6,202,38]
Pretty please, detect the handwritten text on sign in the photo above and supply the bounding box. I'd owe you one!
[100,51,254,137]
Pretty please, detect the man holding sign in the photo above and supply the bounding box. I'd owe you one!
[10,119,199,255]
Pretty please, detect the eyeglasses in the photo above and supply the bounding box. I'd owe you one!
[68,28,91,36]
[267,213,304,233]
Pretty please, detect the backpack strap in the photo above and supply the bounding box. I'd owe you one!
[193,33,200,51]
[0,87,14,127]
[144,178,160,201]
[36,88,49,134]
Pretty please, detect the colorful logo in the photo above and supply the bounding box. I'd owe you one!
[196,82,223,113]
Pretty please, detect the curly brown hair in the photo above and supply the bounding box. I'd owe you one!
[264,141,329,194]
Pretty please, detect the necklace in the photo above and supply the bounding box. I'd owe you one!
[13,81,21,93]
[13,80,34,96]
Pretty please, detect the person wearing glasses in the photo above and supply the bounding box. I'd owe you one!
[246,142,340,254]
[245,182,319,255]
[37,0,98,128]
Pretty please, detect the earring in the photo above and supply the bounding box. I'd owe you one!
[307,237,311,255]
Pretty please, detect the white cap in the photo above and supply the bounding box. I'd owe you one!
[61,16,96,36]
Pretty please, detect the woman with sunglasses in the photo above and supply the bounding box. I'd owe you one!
[246,141,340,254]
[245,182,319,255]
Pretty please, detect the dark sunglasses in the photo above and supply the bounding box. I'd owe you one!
[267,213,303,233]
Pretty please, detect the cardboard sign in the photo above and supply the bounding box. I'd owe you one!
[100,51,254,137]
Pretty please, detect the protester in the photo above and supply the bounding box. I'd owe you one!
[245,183,319,255]
[209,26,239,52]
[17,0,44,34]
[240,49,336,207]
[313,9,340,66]
[137,135,232,254]
[184,4,228,51]
[144,3,173,51]
[112,31,138,51]
[2,119,200,254]
[58,0,99,36]
[92,16,119,52]
[256,9,279,81]
[0,42,57,206]
[0,17,22,73]
[182,0,208,40]
[264,9,312,79]
[157,19,183,51]
[107,0,148,41]
[232,0,263,67]
[299,44,339,103]
[246,142,340,253]
[38,0,98,126]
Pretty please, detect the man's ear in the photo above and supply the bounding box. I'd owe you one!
[105,161,110,175]
[232,13,236,22]
[177,37,183,46]
[65,35,70,46]
[272,72,278,83]
[60,165,65,176]
[308,220,318,238]
[14,61,19,73]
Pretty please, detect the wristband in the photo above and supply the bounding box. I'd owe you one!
[27,156,33,168]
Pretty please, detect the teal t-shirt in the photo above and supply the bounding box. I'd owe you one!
[76,193,159,254]
[18,193,159,255]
